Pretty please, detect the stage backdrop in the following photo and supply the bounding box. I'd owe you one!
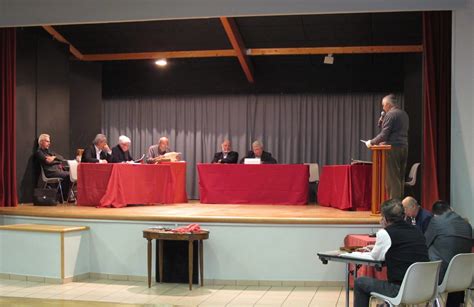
[102,93,398,199]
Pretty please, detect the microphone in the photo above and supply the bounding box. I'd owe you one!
[378,111,385,128]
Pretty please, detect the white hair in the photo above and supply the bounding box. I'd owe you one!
[383,94,400,107]
[38,134,50,145]
[118,135,131,144]
[93,134,107,145]
[252,140,263,149]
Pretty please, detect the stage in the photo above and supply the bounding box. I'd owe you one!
[0,202,381,285]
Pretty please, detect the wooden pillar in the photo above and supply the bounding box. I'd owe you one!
[370,145,392,214]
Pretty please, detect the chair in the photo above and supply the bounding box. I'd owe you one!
[40,166,64,203]
[435,253,474,307]
[370,260,442,306]
[304,163,319,203]
[405,162,420,187]
[67,160,79,203]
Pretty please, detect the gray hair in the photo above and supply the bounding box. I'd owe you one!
[252,140,263,149]
[383,94,400,107]
[118,135,131,144]
[38,133,50,145]
[93,134,107,145]
[403,196,419,209]
[381,199,405,223]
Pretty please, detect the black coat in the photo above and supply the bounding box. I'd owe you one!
[240,151,277,164]
[111,145,134,163]
[81,145,112,163]
[211,151,239,164]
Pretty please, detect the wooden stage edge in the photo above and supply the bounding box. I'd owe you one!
[0,201,380,225]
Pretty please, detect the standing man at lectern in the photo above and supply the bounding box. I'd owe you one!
[365,94,409,199]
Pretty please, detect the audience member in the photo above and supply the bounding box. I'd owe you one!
[425,200,473,307]
[354,199,429,307]
[240,140,277,164]
[81,134,112,163]
[402,196,432,233]
[211,140,238,164]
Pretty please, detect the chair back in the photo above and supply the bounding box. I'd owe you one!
[304,163,319,183]
[40,166,49,182]
[394,260,442,305]
[438,253,474,294]
[67,160,79,182]
[405,162,420,186]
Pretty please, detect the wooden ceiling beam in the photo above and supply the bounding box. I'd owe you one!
[42,25,84,60]
[248,45,423,56]
[220,17,254,83]
[82,49,236,61]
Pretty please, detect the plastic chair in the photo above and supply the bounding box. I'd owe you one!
[67,160,79,202]
[40,166,64,203]
[370,260,442,306]
[435,253,474,307]
[405,162,420,187]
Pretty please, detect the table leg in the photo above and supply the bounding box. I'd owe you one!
[158,240,163,283]
[188,240,194,290]
[147,239,152,288]
[199,240,204,287]
[345,263,350,307]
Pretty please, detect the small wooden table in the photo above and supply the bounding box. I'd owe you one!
[143,229,210,290]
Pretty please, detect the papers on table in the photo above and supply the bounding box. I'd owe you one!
[163,152,181,162]
[341,251,375,260]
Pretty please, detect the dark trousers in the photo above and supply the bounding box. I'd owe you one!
[47,170,70,199]
[385,145,408,200]
[354,277,400,307]
[446,291,465,307]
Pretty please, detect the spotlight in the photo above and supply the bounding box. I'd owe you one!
[323,54,334,65]
[155,59,167,67]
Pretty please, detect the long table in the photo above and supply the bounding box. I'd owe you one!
[317,164,372,210]
[77,162,187,208]
[197,164,309,205]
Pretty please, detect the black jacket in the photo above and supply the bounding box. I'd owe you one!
[111,145,134,163]
[35,148,67,177]
[211,151,239,164]
[81,145,112,163]
[240,151,277,164]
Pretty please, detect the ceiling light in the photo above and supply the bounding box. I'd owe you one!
[155,59,167,66]
[323,54,334,65]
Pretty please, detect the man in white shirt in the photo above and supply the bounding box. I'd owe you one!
[81,134,112,163]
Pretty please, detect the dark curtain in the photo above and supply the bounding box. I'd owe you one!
[103,93,395,198]
[0,28,17,207]
[422,11,451,209]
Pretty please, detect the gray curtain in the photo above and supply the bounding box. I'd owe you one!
[102,93,394,199]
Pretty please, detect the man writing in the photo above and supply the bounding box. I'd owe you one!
[240,140,277,164]
[365,94,409,199]
[211,140,238,164]
[353,199,429,307]
[111,135,134,163]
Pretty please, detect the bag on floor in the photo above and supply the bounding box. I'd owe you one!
[33,188,58,206]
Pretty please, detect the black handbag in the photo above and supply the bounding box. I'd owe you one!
[33,188,58,206]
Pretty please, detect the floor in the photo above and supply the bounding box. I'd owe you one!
[0,278,354,307]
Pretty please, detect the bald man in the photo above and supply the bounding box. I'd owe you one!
[402,196,432,233]
[212,140,239,164]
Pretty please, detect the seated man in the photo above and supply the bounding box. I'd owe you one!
[402,196,432,233]
[240,140,277,164]
[211,140,238,164]
[35,133,70,200]
[111,135,134,163]
[147,136,181,163]
[354,199,429,307]
[81,134,112,163]
[425,200,473,307]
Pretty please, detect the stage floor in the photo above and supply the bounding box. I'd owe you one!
[0,201,380,225]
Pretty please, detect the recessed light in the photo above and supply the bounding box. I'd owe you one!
[155,59,167,66]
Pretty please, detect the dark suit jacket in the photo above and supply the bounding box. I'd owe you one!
[211,151,239,164]
[111,145,133,163]
[240,151,277,164]
[406,208,432,234]
[425,211,473,279]
[35,148,68,178]
[81,145,112,163]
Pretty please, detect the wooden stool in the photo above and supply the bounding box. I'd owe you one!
[143,229,209,290]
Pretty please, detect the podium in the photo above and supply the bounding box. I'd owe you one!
[370,145,391,214]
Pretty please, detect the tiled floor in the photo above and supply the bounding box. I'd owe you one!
[0,278,353,306]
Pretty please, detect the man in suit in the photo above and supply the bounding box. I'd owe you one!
[402,196,432,233]
[81,134,112,163]
[111,135,134,163]
[240,140,277,164]
[365,94,409,199]
[35,133,70,200]
[425,200,473,307]
[211,140,238,164]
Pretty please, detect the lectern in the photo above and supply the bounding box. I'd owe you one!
[370,145,392,214]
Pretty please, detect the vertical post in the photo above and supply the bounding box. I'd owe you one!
[188,240,194,290]
[370,145,392,215]
[199,240,204,287]
[147,238,152,288]
[158,240,163,283]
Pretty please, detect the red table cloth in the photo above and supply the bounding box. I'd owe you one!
[344,234,387,287]
[317,164,372,210]
[197,164,309,205]
[77,162,188,208]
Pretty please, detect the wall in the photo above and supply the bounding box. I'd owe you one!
[451,1,474,222]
